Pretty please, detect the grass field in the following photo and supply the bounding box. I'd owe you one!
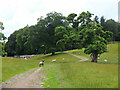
[2,55,42,82]
[70,43,118,64]
[1,43,118,88]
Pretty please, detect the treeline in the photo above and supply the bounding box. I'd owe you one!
[5,11,120,57]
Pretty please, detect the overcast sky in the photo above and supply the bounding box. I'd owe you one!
[0,0,119,38]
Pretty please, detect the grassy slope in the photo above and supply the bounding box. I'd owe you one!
[41,54,118,88]
[2,55,44,82]
[70,43,118,64]
[1,43,118,88]
[41,43,118,88]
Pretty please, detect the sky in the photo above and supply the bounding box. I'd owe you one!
[0,0,119,38]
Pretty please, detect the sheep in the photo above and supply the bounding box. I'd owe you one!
[52,59,56,62]
[97,57,100,60]
[104,59,107,62]
[62,58,64,60]
[39,60,44,67]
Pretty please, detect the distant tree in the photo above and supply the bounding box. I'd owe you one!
[117,22,120,41]
[105,19,117,41]
[100,16,106,31]
[5,31,19,56]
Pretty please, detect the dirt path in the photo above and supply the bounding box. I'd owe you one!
[1,52,88,88]
[2,67,46,88]
[64,52,88,62]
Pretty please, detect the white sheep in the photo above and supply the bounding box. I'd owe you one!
[39,60,44,67]
[62,58,64,60]
[52,59,56,62]
[104,59,107,62]
[97,57,100,60]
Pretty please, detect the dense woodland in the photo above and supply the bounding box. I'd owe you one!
[2,11,120,62]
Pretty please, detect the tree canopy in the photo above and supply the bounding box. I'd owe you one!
[5,11,118,63]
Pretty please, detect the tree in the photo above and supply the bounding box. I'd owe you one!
[55,11,112,63]
[94,16,99,24]
[16,26,30,55]
[5,12,68,56]
[0,22,7,56]
[5,31,20,56]
[100,16,106,32]
[82,23,112,63]
[105,19,118,41]
[55,26,77,50]
[100,17,119,41]
[79,12,112,63]
[37,11,68,55]
[117,22,120,41]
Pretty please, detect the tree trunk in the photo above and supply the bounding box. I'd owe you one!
[91,53,98,63]
[51,52,55,55]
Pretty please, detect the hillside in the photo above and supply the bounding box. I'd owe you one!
[1,43,118,88]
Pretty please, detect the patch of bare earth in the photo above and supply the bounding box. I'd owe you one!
[64,52,88,62]
[2,67,46,88]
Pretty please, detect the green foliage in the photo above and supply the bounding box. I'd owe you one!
[82,23,112,56]
[5,31,20,56]
[55,12,112,62]
[100,17,119,41]
[5,11,116,58]
[6,12,68,56]
[0,22,4,30]
[0,21,7,57]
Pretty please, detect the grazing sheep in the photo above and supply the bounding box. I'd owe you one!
[52,59,56,62]
[39,60,44,67]
[62,58,64,60]
[104,59,107,62]
[97,57,100,60]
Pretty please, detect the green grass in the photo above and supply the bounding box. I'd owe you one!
[41,53,118,88]
[70,43,118,64]
[2,55,45,82]
[1,43,118,88]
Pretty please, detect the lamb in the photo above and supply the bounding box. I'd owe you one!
[52,59,56,62]
[104,59,107,62]
[39,60,44,67]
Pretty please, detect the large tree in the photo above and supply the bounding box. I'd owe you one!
[55,11,112,63]
[82,23,112,62]
[37,11,68,55]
